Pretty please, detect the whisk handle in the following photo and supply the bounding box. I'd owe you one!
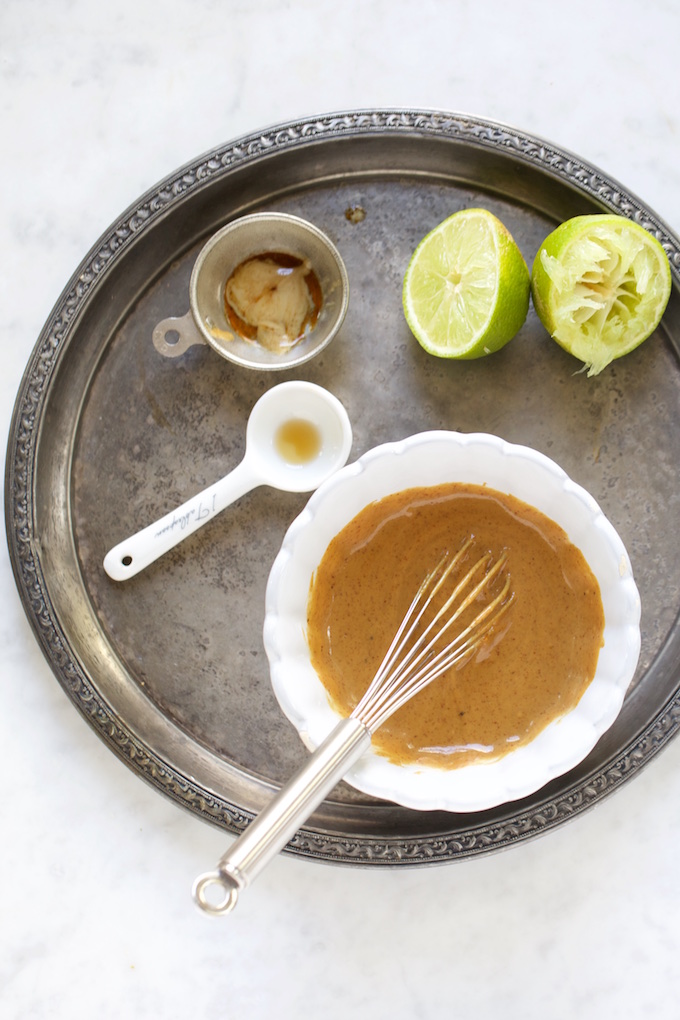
[193,716,371,915]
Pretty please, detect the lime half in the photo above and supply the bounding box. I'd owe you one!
[402,208,530,359]
[531,214,672,376]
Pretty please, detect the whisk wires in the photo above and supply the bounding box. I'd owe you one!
[353,541,513,733]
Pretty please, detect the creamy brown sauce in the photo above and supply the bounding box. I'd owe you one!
[306,483,605,769]
[224,252,322,353]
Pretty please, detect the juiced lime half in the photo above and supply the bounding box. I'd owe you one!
[402,208,530,359]
[531,214,672,376]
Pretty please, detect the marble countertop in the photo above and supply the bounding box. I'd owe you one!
[3,1,680,1017]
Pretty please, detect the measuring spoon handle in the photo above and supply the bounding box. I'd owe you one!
[103,460,260,581]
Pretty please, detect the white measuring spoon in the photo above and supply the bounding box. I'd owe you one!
[103,381,352,581]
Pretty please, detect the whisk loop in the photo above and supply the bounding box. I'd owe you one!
[193,541,513,916]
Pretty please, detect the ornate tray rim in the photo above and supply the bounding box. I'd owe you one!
[5,108,680,867]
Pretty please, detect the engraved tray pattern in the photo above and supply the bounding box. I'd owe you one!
[6,110,680,865]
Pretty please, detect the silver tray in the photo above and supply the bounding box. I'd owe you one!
[6,110,680,866]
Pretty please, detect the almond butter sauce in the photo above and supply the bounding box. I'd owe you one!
[306,483,604,769]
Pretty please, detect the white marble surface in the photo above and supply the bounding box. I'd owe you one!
[2,1,680,1017]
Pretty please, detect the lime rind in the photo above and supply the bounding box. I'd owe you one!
[531,215,672,377]
[403,208,530,359]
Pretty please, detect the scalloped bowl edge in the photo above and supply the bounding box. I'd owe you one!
[263,431,641,812]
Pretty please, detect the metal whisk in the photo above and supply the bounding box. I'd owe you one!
[193,540,513,915]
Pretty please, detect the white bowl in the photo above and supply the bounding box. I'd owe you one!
[263,431,641,812]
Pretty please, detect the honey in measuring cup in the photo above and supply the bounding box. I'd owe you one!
[224,252,323,354]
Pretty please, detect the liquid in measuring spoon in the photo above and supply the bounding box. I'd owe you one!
[274,418,322,465]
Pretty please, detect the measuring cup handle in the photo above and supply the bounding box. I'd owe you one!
[152,310,206,358]
[103,460,260,581]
